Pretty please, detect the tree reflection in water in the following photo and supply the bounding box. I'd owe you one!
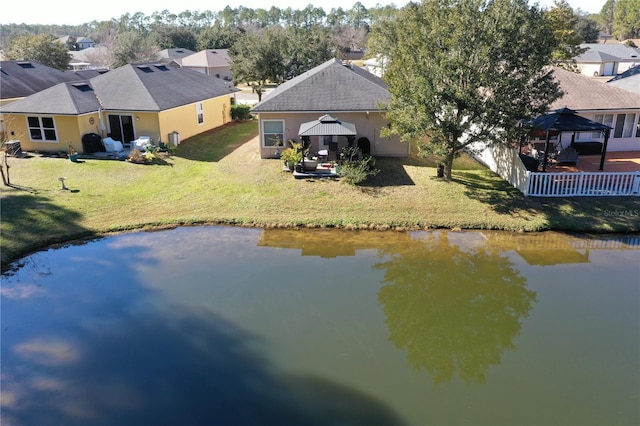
[375,231,536,385]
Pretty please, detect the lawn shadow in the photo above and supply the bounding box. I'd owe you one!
[1,193,95,273]
[532,196,640,232]
[175,121,259,163]
[365,157,416,187]
[453,169,640,232]
[452,170,539,215]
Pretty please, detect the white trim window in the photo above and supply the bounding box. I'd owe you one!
[27,116,58,142]
[196,102,204,125]
[613,113,636,139]
[593,114,614,139]
[262,120,284,147]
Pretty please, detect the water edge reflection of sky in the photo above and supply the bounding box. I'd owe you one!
[1,227,639,425]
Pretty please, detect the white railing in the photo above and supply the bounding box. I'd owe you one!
[526,171,640,197]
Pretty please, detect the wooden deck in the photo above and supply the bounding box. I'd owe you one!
[547,151,640,173]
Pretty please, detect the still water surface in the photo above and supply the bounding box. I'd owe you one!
[1,227,639,425]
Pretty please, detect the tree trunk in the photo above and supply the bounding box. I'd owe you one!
[442,150,456,181]
[1,151,9,186]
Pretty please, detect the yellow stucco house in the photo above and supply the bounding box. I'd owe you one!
[1,63,238,154]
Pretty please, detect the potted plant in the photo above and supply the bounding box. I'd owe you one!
[68,144,79,162]
[279,143,303,171]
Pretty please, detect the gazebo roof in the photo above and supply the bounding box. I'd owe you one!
[524,107,612,133]
[298,114,357,136]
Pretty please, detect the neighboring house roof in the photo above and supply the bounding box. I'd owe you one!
[1,81,100,115]
[607,65,640,94]
[0,60,80,100]
[91,63,238,111]
[69,46,110,69]
[251,58,390,113]
[57,35,71,45]
[180,49,231,68]
[156,48,195,66]
[575,43,640,63]
[157,48,195,60]
[1,63,239,115]
[69,69,109,80]
[550,67,640,110]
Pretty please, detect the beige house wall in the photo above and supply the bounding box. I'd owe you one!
[257,111,409,159]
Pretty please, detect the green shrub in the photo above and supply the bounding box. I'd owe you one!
[231,104,252,120]
[338,154,379,185]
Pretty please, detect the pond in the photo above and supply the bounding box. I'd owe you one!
[1,227,638,425]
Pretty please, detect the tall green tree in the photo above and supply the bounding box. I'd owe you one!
[197,24,238,50]
[230,27,285,101]
[545,0,587,71]
[109,31,159,68]
[150,25,197,50]
[613,0,640,39]
[369,0,561,181]
[231,24,335,98]
[575,14,600,43]
[5,34,71,70]
[598,0,616,35]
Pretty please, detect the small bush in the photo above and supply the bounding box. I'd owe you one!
[338,155,379,185]
[231,104,252,121]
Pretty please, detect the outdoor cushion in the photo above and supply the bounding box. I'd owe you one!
[103,137,124,153]
[103,138,115,152]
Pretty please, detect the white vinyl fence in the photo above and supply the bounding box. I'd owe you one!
[469,142,530,193]
[526,171,640,197]
[469,143,640,197]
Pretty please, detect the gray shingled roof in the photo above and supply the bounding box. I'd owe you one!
[576,43,640,62]
[251,59,390,113]
[91,64,238,111]
[609,64,640,82]
[550,67,640,110]
[1,63,239,115]
[1,81,100,115]
[0,60,80,100]
[606,65,640,94]
[181,49,231,68]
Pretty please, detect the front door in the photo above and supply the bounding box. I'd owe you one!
[107,114,135,143]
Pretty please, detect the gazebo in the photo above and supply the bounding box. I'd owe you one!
[298,114,357,161]
[523,107,612,172]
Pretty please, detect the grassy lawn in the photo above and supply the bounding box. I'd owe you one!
[2,119,639,270]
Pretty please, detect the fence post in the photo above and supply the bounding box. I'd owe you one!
[633,172,640,194]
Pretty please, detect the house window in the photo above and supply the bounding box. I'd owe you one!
[196,102,204,125]
[613,113,636,138]
[27,116,57,142]
[262,120,284,147]
[593,114,614,138]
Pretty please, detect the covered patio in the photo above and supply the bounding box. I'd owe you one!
[522,107,613,172]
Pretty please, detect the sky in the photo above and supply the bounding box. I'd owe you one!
[1,0,606,25]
